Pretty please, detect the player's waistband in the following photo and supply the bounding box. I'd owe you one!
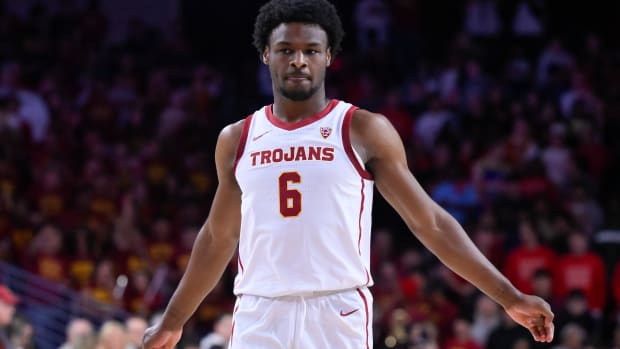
[238,287,368,300]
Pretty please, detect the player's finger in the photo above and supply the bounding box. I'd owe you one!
[544,319,555,342]
[534,325,544,341]
[542,303,554,319]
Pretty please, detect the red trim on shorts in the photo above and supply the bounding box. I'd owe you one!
[342,106,373,180]
[266,99,339,130]
[356,289,370,349]
[233,114,253,174]
[230,301,240,346]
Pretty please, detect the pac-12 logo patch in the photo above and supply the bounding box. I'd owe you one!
[320,127,332,139]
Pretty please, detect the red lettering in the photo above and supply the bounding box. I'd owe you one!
[294,147,307,161]
[322,147,334,161]
[284,147,295,161]
[252,147,335,165]
[250,152,260,166]
[308,147,321,160]
[260,150,272,164]
[272,148,283,162]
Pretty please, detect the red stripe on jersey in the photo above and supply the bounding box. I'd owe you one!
[358,178,372,286]
[266,99,339,130]
[233,114,254,174]
[356,289,370,349]
[358,178,365,255]
[238,254,244,273]
[342,106,373,180]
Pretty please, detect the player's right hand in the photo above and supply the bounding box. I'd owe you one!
[142,323,183,349]
[504,293,554,343]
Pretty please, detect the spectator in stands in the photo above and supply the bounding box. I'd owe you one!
[8,315,34,349]
[504,118,539,169]
[471,142,513,204]
[430,165,479,226]
[354,0,391,52]
[60,318,95,349]
[555,290,596,335]
[541,123,574,190]
[27,224,67,285]
[503,218,555,294]
[414,95,454,152]
[442,318,483,349]
[147,218,176,267]
[86,259,119,306]
[536,39,574,87]
[125,316,148,349]
[553,231,607,313]
[530,269,557,310]
[408,321,439,349]
[470,295,501,347]
[552,323,587,349]
[566,184,604,236]
[199,313,232,349]
[68,231,96,291]
[0,284,18,349]
[485,312,532,349]
[95,321,127,349]
[0,62,50,143]
[559,71,602,120]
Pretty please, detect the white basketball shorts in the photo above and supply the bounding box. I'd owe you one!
[230,287,373,349]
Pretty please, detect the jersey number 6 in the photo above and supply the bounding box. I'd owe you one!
[278,172,301,217]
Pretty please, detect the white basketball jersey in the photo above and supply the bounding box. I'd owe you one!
[233,99,374,297]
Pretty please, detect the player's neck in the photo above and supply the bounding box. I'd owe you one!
[272,90,330,124]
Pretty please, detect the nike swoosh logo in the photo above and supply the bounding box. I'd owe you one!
[252,130,271,141]
[339,309,359,317]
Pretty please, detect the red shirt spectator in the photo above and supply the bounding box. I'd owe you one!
[503,219,555,293]
[554,232,607,311]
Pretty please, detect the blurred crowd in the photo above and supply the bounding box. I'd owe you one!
[0,0,619,348]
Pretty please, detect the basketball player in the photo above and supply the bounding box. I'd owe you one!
[143,1,555,348]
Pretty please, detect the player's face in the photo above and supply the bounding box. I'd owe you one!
[263,23,331,101]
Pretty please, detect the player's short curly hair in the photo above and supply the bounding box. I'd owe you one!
[253,0,344,56]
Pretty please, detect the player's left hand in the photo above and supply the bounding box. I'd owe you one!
[504,293,554,342]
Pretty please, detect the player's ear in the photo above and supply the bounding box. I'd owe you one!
[262,47,269,65]
[326,47,332,67]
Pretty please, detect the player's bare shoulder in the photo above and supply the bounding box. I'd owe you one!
[216,118,249,174]
[349,108,401,164]
[219,119,246,146]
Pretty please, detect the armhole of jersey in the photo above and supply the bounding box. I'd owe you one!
[233,114,253,174]
[342,106,373,180]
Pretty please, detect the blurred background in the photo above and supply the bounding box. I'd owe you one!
[0,0,619,348]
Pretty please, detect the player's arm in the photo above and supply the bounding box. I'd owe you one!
[143,121,244,348]
[350,110,554,343]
